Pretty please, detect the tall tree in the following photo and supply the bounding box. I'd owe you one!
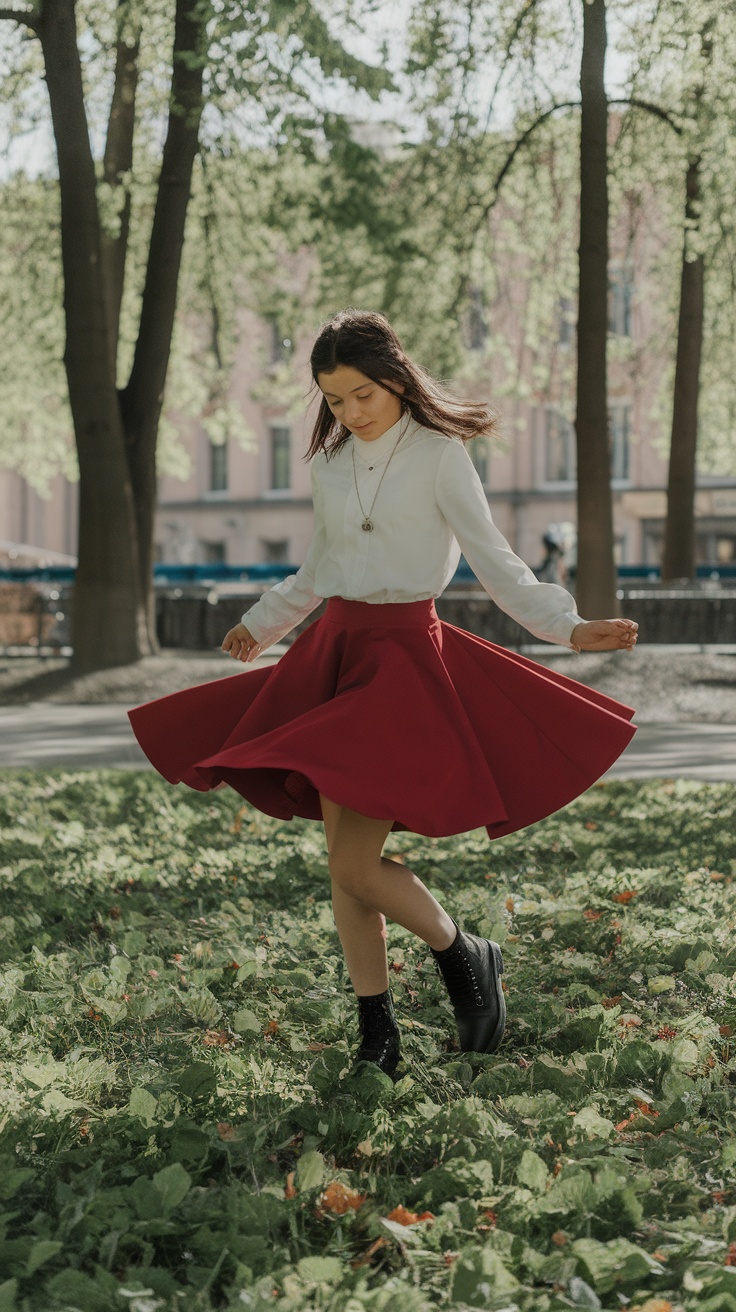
[660,20,713,581]
[575,0,618,617]
[0,0,391,671]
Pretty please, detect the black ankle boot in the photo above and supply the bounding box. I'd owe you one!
[354,988,402,1079]
[431,918,506,1054]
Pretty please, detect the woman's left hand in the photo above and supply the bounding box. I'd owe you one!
[570,618,638,652]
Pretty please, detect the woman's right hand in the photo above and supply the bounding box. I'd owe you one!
[221,623,262,662]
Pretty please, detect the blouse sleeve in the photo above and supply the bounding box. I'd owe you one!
[435,438,584,648]
[240,461,326,652]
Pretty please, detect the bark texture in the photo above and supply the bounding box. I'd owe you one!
[661,170,705,581]
[34,0,206,670]
[575,0,619,620]
[37,0,145,670]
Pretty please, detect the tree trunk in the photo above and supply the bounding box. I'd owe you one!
[574,0,619,619]
[100,5,141,376]
[120,0,207,651]
[661,165,705,581]
[37,0,147,671]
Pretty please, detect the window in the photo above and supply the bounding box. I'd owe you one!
[609,403,630,480]
[608,265,633,336]
[544,409,576,482]
[261,539,290,564]
[201,540,225,564]
[468,436,488,484]
[270,424,291,490]
[209,440,228,493]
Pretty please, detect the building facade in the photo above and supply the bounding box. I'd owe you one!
[2,263,735,578]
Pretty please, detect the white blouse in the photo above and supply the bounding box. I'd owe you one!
[241,414,584,652]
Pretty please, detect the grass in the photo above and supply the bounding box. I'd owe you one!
[0,768,735,1311]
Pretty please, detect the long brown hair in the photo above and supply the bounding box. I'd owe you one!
[305,308,499,460]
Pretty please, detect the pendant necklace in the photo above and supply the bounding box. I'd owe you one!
[351,415,410,532]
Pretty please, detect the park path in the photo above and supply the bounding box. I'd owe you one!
[0,703,734,781]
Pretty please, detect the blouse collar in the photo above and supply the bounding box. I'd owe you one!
[352,412,418,465]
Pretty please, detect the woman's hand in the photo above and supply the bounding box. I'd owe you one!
[570,618,638,653]
[221,623,262,663]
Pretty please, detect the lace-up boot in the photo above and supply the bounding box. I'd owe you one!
[430,918,506,1053]
[354,987,402,1080]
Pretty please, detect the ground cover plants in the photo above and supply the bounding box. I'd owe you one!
[0,769,735,1311]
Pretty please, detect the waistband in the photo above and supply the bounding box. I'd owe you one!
[323,596,439,629]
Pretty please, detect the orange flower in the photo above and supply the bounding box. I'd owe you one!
[263,1019,279,1037]
[317,1181,366,1216]
[633,1099,658,1118]
[602,995,622,1008]
[217,1122,237,1141]
[585,821,598,830]
[505,896,515,912]
[583,909,603,920]
[551,1231,568,1247]
[611,890,638,904]
[284,1171,297,1199]
[725,1242,736,1267]
[385,1205,435,1226]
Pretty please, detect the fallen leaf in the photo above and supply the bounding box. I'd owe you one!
[385,1205,434,1226]
[611,890,638,903]
[203,1029,230,1046]
[350,1236,387,1268]
[317,1180,366,1216]
[284,1171,297,1200]
[657,1025,678,1040]
[231,806,247,834]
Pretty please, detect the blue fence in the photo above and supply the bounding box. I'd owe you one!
[1,560,736,585]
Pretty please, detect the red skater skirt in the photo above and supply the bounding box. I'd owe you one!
[127,596,636,840]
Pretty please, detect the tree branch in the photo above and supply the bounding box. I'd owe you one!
[120,0,207,603]
[0,6,38,27]
[609,96,682,135]
[122,0,207,437]
[100,0,141,374]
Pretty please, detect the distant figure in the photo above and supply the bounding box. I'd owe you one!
[537,525,566,585]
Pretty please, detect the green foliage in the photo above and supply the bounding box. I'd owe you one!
[0,770,734,1306]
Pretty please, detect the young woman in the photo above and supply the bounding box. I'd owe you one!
[129,308,638,1081]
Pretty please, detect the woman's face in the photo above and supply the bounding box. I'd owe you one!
[317,365,403,440]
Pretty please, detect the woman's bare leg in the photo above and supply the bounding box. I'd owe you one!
[319,792,456,996]
[320,793,391,995]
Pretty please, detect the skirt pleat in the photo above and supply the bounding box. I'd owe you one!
[127,596,636,839]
